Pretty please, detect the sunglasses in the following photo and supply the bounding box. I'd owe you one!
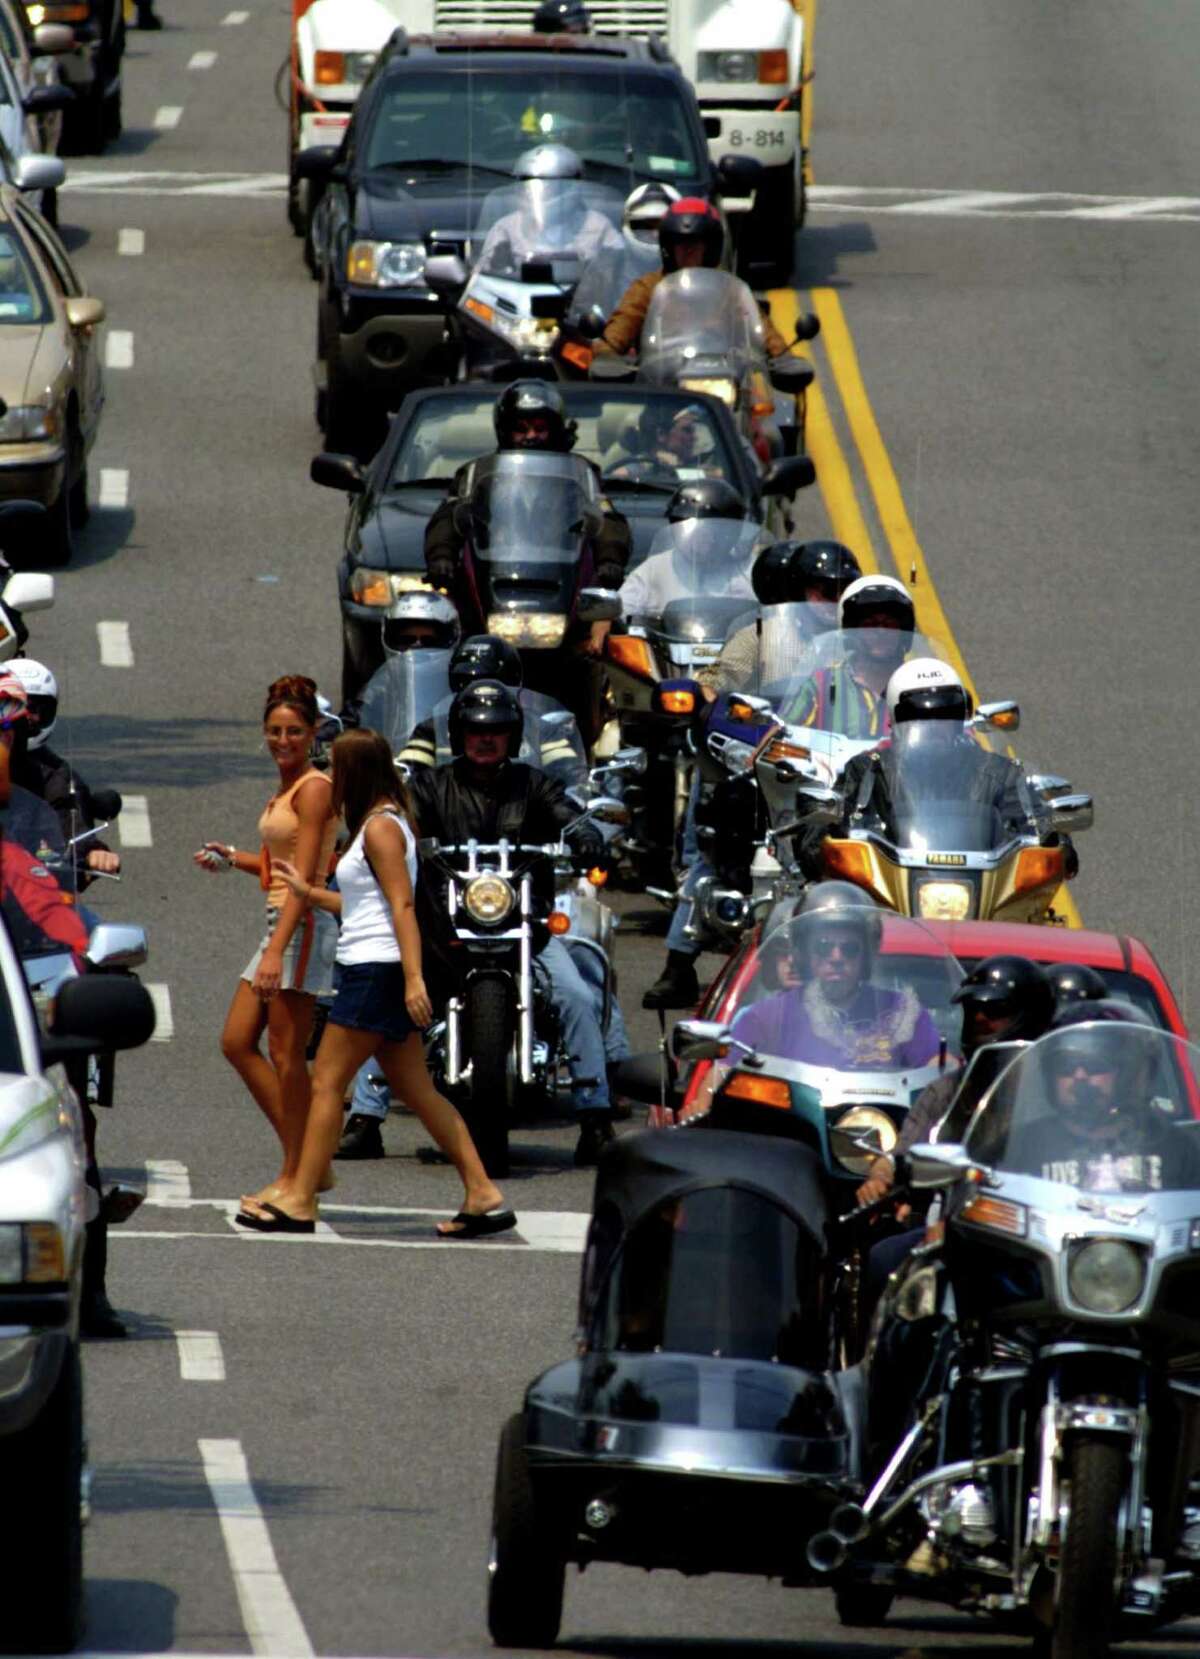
[811,935,863,962]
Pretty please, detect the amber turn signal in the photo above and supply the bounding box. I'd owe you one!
[586,867,607,888]
[547,912,571,935]
[658,689,695,716]
[1012,845,1065,896]
[721,1073,791,1110]
[314,50,345,84]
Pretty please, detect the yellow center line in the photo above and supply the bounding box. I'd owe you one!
[807,286,1082,929]
[798,0,817,167]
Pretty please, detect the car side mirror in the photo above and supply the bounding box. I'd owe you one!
[1049,792,1094,834]
[64,296,105,330]
[43,974,157,1062]
[32,22,75,52]
[589,355,637,383]
[311,451,365,494]
[424,254,468,300]
[768,356,814,395]
[974,699,1020,733]
[295,144,339,181]
[761,454,816,498]
[23,83,73,115]
[575,586,622,624]
[14,155,65,195]
[1027,772,1070,799]
[715,154,762,196]
[2,570,54,613]
[672,1018,735,1063]
[85,922,146,971]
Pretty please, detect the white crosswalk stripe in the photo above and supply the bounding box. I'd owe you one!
[809,184,1200,223]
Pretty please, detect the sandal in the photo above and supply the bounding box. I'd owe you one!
[437,1208,517,1240]
[235,1203,316,1235]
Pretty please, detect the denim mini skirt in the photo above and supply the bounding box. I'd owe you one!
[241,907,336,997]
[328,960,416,1044]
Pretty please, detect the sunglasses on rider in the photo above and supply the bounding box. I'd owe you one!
[811,935,864,962]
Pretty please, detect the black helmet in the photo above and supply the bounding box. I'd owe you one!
[448,678,524,757]
[952,955,1056,1057]
[449,634,523,693]
[838,575,915,637]
[658,196,724,273]
[791,540,862,601]
[1045,962,1110,1008]
[665,477,747,522]
[532,0,590,30]
[751,543,795,605]
[493,379,576,452]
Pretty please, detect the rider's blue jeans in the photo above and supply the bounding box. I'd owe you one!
[665,772,707,957]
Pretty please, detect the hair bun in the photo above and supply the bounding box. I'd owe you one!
[264,674,319,724]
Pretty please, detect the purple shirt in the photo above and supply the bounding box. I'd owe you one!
[731,983,940,1072]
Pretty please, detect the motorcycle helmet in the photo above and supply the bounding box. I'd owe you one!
[449,678,524,757]
[7,657,57,750]
[791,880,884,970]
[1041,999,1158,1131]
[952,955,1055,1058]
[665,478,747,522]
[511,143,583,182]
[790,540,862,603]
[381,592,460,657]
[1045,961,1110,1008]
[622,181,680,246]
[448,634,523,693]
[531,0,591,31]
[886,658,970,727]
[838,574,915,637]
[493,378,577,453]
[750,543,795,605]
[658,197,724,273]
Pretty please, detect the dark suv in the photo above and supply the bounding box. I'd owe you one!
[300,30,746,453]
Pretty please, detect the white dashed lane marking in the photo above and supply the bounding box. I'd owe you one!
[200,1439,314,1657]
[189,50,217,69]
[116,227,144,255]
[176,1331,225,1381]
[117,794,152,847]
[146,984,175,1042]
[99,467,129,509]
[105,330,134,369]
[809,184,1200,223]
[154,106,183,129]
[145,1159,190,1203]
[97,620,133,667]
[221,8,249,21]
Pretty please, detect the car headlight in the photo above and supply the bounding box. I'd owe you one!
[697,49,758,82]
[0,1221,65,1284]
[314,49,376,86]
[680,375,738,408]
[347,240,426,289]
[350,568,432,607]
[487,611,568,648]
[831,1106,897,1176]
[463,874,514,925]
[916,880,974,921]
[1068,1239,1145,1315]
[0,404,58,443]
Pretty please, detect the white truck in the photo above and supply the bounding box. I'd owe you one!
[289,0,807,279]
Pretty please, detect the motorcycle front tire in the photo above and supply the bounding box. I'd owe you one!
[1052,1433,1125,1659]
[464,974,513,1178]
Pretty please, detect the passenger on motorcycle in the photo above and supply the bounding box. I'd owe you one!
[618,479,765,616]
[406,680,630,1167]
[423,380,631,611]
[8,657,122,887]
[779,574,915,735]
[728,886,942,1069]
[596,197,790,359]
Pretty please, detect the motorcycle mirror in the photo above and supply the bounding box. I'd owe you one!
[829,1125,885,1163]
[1,570,54,613]
[761,454,817,498]
[611,745,647,774]
[1027,772,1070,798]
[14,154,65,195]
[23,83,72,115]
[794,312,821,343]
[974,699,1020,733]
[576,586,622,624]
[589,355,637,384]
[32,22,74,51]
[907,1141,985,1190]
[530,290,568,320]
[767,356,814,396]
[89,788,123,820]
[671,1018,736,1063]
[294,144,339,181]
[584,795,630,827]
[1049,792,1094,834]
[577,304,607,340]
[85,922,146,971]
[44,974,157,1059]
[715,153,763,197]
[424,253,468,299]
[795,783,842,825]
[310,451,365,494]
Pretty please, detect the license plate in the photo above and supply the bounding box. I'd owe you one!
[708,111,798,159]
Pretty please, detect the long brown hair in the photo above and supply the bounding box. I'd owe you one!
[331,728,414,840]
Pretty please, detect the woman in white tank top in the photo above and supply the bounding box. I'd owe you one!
[235,728,514,1238]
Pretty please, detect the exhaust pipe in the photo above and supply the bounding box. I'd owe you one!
[806,1530,848,1574]
[828,1502,868,1545]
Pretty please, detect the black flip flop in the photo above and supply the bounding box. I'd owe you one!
[235,1203,316,1235]
[438,1208,517,1240]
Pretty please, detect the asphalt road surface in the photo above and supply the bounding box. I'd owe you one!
[38,1,1200,1654]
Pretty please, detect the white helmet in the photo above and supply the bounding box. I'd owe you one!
[8,656,57,748]
[837,574,915,634]
[622,181,680,245]
[885,657,969,725]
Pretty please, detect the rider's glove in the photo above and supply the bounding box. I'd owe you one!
[565,823,604,868]
[426,555,457,593]
[594,561,624,592]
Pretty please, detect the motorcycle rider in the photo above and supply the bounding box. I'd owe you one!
[423,380,631,610]
[340,594,461,728]
[474,145,623,279]
[779,573,916,735]
[7,658,122,887]
[595,196,791,360]
[619,479,765,617]
[406,680,630,1166]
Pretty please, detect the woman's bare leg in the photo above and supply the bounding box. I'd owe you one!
[220,981,283,1141]
[377,1035,505,1224]
[265,989,317,1181]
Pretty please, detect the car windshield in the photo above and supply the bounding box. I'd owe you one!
[388,391,740,490]
[364,68,706,189]
[962,1026,1200,1192]
[0,4,20,63]
[0,228,47,323]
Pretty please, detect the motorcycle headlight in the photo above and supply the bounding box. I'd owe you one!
[479,307,559,352]
[346,240,426,289]
[1068,1239,1145,1315]
[680,375,737,408]
[486,611,567,648]
[463,874,514,925]
[831,1106,897,1176]
[915,879,973,921]
[0,404,57,443]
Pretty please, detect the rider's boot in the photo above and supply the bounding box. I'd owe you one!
[81,1217,127,1340]
[573,1112,615,1169]
[642,950,700,1011]
[336,1112,385,1160]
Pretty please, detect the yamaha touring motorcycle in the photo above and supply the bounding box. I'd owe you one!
[817,1021,1200,1656]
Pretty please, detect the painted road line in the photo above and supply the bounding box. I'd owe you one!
[116,227,144,255]
[154,106,183,130]
[807,185,1200,224]
[768,287,878,575]
[145,1159,191,1205]
[147,983,175,1042]
[105,330,134,370]
[189,49,218,69]
[199,1439,314,1658]
[125,1199,592,1252]
[99,467,129,509]
[63,169,287,198]
[97,620,133,667]
[176,1330,225,1381]
[117,1228,587,1254]
[222,7,249,21]
[811,286,1082,927]
[118,794,152,848]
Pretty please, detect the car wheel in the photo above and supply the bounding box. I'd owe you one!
[45,476,74,566]
[3,1344,85,1654]
[487,1413,564,1648]
[736,163,796,287]
[69,458,90,529]
[325,331,365,457]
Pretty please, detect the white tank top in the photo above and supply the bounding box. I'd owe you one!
[335,810,418,966]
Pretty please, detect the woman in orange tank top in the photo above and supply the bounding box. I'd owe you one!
[194,675,338,1206]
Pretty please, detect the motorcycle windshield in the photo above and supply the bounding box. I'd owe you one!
[430,689,587,783]
[640,268,768,389]
[962,1026,1200,1193]
[462,450,602,565]
[621,519,766,625]
[766,628,954,737]
[471,178,625,283]
[357,649,454,753]
[572,236,659,323]
[863,725,1032,854]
